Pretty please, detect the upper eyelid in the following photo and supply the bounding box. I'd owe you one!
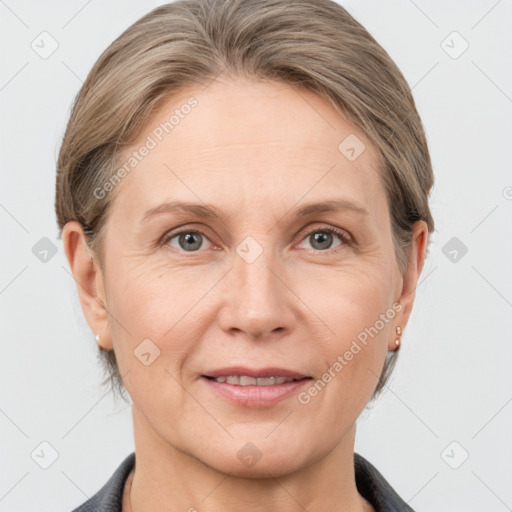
[296,224,351,242]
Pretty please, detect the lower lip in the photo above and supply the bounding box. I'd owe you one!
[201,376,311,407]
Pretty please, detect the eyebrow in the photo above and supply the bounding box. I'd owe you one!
[140,199,369,223]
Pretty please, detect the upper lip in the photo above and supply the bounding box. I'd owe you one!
[202,366,310,379]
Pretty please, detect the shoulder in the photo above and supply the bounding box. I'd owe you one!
[70,452,135,512]
[354,452,416,511]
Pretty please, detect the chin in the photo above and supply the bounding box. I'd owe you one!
[196,433,313,478]
[214,453,307,479]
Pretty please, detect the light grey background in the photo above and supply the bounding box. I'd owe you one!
[1,1,511,511]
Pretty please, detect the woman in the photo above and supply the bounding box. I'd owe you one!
[57,0,434,510]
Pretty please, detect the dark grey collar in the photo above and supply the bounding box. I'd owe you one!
[354,452,415,511]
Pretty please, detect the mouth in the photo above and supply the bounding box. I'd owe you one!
[200,367,313,406]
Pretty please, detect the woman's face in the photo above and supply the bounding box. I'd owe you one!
[73,76,426,476]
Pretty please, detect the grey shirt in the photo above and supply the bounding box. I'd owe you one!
[71,452,415,511]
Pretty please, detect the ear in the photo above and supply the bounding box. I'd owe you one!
[62,221,113,350]
[390,220,429,350]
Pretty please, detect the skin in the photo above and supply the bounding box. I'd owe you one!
[63,76,428,512]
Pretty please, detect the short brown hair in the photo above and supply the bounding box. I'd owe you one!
[56,0,435,404]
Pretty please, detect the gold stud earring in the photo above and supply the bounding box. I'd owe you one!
[394,326,402,348]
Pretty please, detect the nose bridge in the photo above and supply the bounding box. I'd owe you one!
[236,234,280,310]
[221,233,292,339]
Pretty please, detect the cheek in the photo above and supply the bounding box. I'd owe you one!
[296,255,397,337]
[105,264,202,414]
[297,264,395,393]
[105,260,219,370]
[289,269,396,445]
[107,256,201,326]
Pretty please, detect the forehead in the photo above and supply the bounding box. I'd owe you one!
[109,77,386,224]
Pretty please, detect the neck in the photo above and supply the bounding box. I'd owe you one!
[126,405,373,512]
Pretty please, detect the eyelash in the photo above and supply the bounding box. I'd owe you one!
[159,225,352,254]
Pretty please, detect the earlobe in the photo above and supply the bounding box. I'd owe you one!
[62,221,113,350]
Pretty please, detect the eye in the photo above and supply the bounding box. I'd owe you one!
[297,226,351,253]
[161,225,351,254]
[163,230,212,252]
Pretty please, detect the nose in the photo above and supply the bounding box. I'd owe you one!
[217,241,296,341]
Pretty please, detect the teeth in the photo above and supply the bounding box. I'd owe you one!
[211,375,297,386]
